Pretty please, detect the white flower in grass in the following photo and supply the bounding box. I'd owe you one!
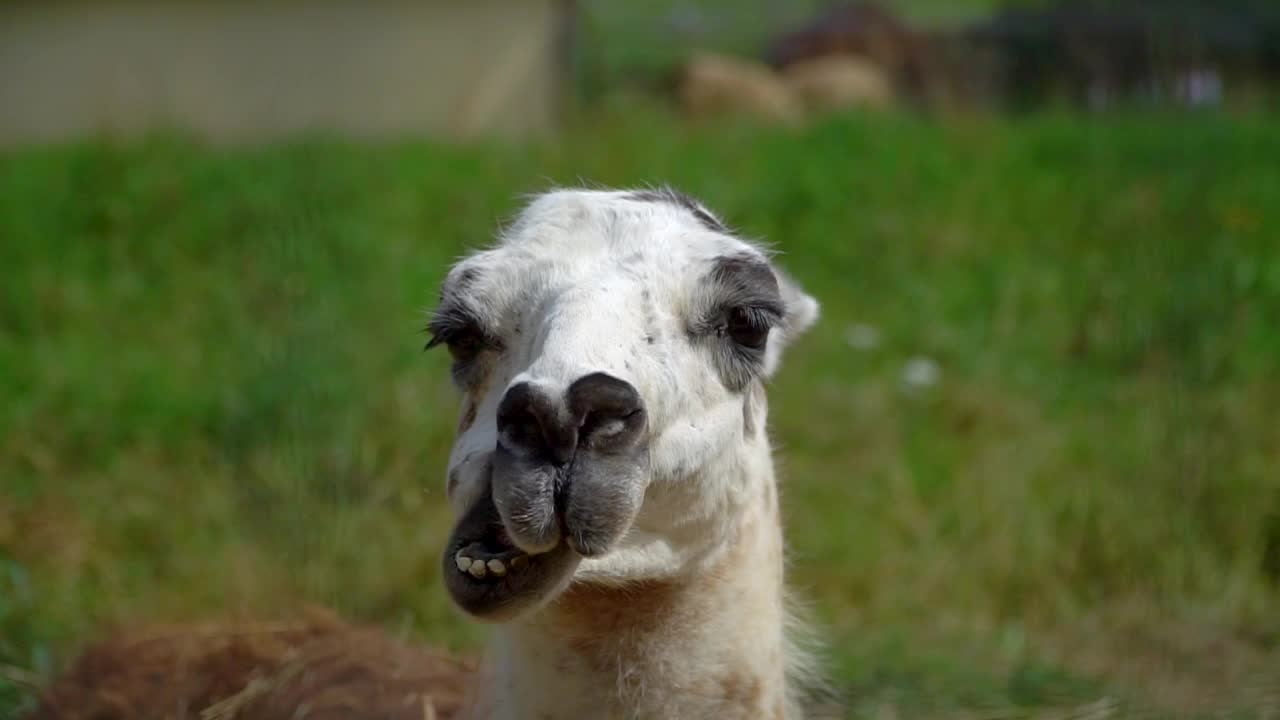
[901,355,940,389]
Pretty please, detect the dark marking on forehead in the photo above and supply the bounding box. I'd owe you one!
[639,286,659,347]
[710,254,783,313]
[599,206,621,240]
[627,188,727,233]
[440,266,481,302]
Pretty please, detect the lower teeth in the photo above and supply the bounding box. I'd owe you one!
[455,548,530,577]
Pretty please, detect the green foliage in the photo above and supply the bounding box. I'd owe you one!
[1,111,1278,717]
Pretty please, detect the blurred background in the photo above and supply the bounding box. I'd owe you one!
[2,0,1279,717]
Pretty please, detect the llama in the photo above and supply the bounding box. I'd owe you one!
[434,188,822,719]
[30,187,824,720]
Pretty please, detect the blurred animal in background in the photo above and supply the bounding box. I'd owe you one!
[680,51,806,125]
[679,50,895,124]
[678,3,961,124]
[28,188,827,719]
[782,55,893,113]
[765,2,950,108]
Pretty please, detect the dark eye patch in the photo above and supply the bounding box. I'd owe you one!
[691,254,786,391]
[708,255,783,310]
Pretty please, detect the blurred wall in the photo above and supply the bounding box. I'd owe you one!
[0,0,573,144]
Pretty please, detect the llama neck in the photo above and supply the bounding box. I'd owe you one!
[468,484,790,720]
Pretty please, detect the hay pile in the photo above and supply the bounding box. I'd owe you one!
[28,607,476,720]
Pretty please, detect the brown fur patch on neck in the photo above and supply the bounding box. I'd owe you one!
[457,400,478,435]
[552,578,683,660]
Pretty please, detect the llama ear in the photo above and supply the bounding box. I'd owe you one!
[764,267,819,376]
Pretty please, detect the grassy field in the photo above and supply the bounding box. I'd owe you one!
[2,108,1279,718]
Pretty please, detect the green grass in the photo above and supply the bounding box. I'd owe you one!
[2,109,1279,718]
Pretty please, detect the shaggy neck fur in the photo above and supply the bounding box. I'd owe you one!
[462,442,799,720]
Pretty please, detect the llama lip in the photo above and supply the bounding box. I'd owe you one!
[442,484,580,621]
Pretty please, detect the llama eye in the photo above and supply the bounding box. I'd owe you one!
[725,307,770,350]
[435,328,494,388]
[425,324,484,356]
[425,310,500,389]
[441,328,485,363]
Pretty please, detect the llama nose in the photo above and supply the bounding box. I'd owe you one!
[497,374,646,465]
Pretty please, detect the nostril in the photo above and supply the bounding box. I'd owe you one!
[569,373,647,452]
[504,408,543,447]
[497,382,577,465]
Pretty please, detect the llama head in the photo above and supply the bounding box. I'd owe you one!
[429,188,818,621]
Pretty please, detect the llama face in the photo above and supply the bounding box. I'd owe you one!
[430,189,817,621]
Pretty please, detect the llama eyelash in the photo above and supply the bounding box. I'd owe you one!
[425,304,481,348]
[425,304,502,388]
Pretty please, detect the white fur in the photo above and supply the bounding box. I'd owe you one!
[440,189,826,719]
